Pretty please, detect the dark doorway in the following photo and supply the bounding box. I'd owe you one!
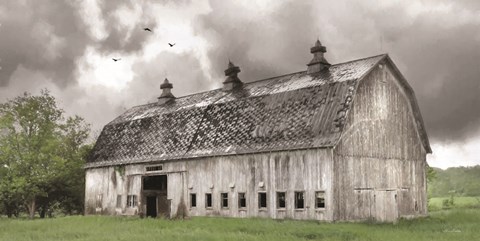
[146,196,157,218]
[143,175,169,218]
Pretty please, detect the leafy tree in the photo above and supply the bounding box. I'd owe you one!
[0,90,91,218]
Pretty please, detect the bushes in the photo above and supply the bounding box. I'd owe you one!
[442,195,455,209]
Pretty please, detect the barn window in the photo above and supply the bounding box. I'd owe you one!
[116,195,122,208]
[277,192,286,209]
[221,193,228,208]
[258,192,267,209]
[190,193,197,208]
[205,193,212,208]
[127,195,137,207]
[295,192,305,209]
[315,191,325,209]
[96,194,103,208]
[238,193,246,209]
[146,165,163,172]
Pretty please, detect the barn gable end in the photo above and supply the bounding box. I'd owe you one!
[332,57,429,221]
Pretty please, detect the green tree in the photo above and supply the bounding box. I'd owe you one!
[0,90,91,218]
[426,165,437,184]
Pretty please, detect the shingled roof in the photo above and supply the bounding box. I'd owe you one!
[87,54,428,168]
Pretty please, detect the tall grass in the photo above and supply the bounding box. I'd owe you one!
[429,196,480,211]
[1,209,479,241]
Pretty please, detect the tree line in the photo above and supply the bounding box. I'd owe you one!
[428,165,480,197]
[0,90,92,218]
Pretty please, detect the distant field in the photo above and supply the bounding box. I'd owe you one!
[429,196,480,211]
[1,209,480,241]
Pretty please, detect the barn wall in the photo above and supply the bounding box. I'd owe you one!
[333,62,427,221]
[85,148,335,220]
[85,166,143,216]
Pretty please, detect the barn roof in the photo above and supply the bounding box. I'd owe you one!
[86,54,429,168]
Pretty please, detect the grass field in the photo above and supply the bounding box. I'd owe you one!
[1,208,479,241]
[429,196,480,211]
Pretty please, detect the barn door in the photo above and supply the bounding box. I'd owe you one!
[373,190,398,222]
[353,189,374,220]
[158,194,169,218]
[146,196,157,218]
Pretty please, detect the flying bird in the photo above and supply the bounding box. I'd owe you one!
[112,58,121,62]
[143,27,153,32]
[168,43,176,47]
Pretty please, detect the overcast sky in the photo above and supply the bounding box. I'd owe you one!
[1,0,479,169]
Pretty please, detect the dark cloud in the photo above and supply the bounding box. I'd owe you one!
[1,0,479,147]
[194,1,318,82]
[358,1,480,142]
[391,22,480,142]
[0,1,89,87]
[0,0,157,87]
[193,0,480,143]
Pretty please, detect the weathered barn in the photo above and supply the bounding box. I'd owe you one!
[85,40,431,222]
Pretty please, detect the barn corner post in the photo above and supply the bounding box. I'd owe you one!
[83,167,88,216]
[179,170,189,219]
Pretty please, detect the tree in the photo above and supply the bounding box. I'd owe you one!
[0,90,91,218]
[426,166,436,185]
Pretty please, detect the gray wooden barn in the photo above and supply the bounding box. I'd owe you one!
[85,40,431,222]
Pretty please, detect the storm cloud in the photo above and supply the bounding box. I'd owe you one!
[0,1,86,87]
[193,0,480,143]
[0,0,479,167]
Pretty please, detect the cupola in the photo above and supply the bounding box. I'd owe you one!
[307,39,330,74]
[223,61,243,91]
[158,78,175,104]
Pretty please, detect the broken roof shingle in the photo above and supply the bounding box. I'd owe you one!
[87,55,387,168]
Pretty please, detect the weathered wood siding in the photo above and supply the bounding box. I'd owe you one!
[85,148,334,220]
[85,166,143,216]
[333,62,427,221]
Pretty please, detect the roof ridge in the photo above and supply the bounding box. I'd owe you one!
[123,54,388,110]
[243,70,306,85]
[331,53,387,66]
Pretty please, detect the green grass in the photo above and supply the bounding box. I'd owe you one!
[429,196,480,211]
[1,209,480,241]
